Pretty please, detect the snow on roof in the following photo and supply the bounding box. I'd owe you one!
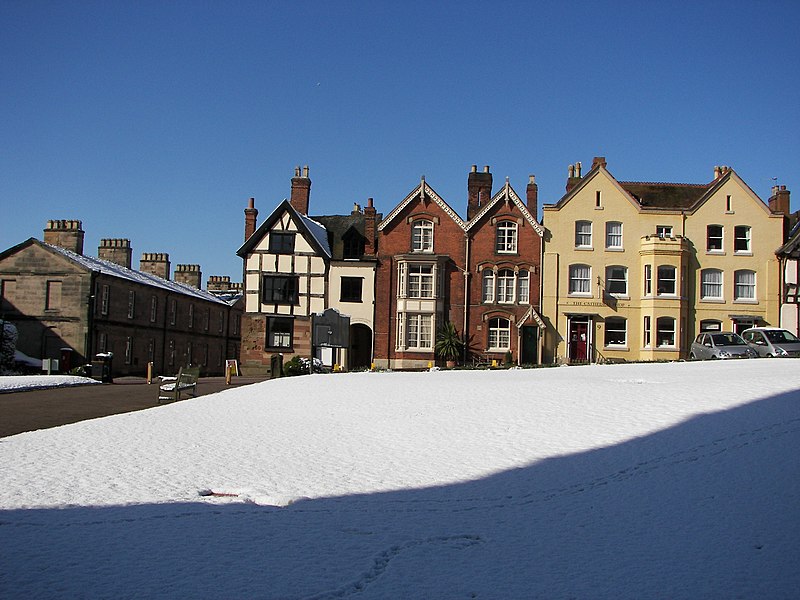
[298,212,331,258]
[46,243,233,305]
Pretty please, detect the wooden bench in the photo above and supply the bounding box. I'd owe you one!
[157,365,201,403]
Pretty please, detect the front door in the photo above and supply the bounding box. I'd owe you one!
[568,317,590,363]
[520,325,538,365]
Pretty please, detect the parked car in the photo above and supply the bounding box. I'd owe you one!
[689,332,757,360]
[741,327,800,357]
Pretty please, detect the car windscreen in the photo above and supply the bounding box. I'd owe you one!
[712,334,746,346]
[765,330,800,343]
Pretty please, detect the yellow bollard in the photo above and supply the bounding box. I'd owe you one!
[371,362,375,371]
[146,361,153,384]
[225,363,232,385]
[491,359,497,368]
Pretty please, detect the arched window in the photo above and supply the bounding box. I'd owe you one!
[488,318,511,351]
[497,269,515,303]
[411,219,433,253]
[496,221,518,253]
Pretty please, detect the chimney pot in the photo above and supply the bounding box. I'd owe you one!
[302,165,309,178]
[471,164,477,173]
[483,165,490,173]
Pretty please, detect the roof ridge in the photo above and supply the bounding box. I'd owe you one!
[619,180,711,188]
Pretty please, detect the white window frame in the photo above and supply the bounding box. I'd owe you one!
[488,317,511,351]
[643,315,651,348]
[411,219,434,253]
[517,270,530,304]
[575,220,592,248]
[100,284,110,316]
[657,265,677,296]
[605,265,628,297]
[644,264,652,296]
[734,270,756,301]
[405,313,434,350]
[604,317,627,347]
[482,270,495,303]
[569,264,592,296]
[496,221,518,253]
[407,264,434,298]
[497,269,515,303]
[656,317,676,347]
[707,224,724,252]
[700,269,723,300]
[656,225,673,238]
[605,221,623,249]
[734,226,751,254]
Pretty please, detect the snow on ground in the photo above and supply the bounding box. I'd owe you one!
[0,374,99,392]
[1,360,799,599]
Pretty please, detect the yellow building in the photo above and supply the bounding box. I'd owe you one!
[541,157,786,364]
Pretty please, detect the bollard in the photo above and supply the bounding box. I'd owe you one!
[225,363,232,385]
[146,361,153,384]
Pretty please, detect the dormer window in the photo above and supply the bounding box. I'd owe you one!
[342,231,365,259]
[411,219,434,253]
[269,232,295,254]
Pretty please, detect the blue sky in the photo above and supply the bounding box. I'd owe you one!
[2,1,799,281]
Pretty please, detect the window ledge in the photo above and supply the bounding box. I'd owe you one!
[700,298,725,303]
[604,346,629,351]
[734,252,753,257]
[568,293,593,298]
[605,247,624,252]
[706,250,726,256]
[733,299,759,304]
[574,247,594,251]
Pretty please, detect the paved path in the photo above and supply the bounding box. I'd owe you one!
[0,376,268,437]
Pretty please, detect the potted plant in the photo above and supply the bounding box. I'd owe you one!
[435,321,465,368]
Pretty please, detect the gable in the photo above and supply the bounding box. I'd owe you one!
[0,239,88,276]
[237,200,331,259]
[378,178,465,232]
[466,181,544,236]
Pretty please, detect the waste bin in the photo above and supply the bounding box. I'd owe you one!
[270,353,283,379]
[91,352,114,383]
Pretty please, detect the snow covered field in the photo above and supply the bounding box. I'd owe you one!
[1,360,798,599]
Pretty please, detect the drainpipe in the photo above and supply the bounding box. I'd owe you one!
[463,233,470,364]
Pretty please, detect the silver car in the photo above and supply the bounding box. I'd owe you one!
[689,332,756,360]
[741,327,800,357]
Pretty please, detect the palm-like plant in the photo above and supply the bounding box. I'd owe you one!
[435,321,464,364]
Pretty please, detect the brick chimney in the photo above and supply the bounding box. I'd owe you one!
[526,175,538,217]
[769,185,791,217]
[364,197,377,256]
[207,276,242,293]
[468,165,493,220]
[290,165,311,215]
[140,253,171,280]
[174,264,202,288]
[44,220,85,255]
[244,197,258,241]
[98,238,132,268]
[565,162,583,193]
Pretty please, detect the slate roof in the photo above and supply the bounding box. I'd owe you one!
[6,239,236,306]
[618,182,712,210]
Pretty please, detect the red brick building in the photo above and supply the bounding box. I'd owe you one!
[374,166,544,369]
